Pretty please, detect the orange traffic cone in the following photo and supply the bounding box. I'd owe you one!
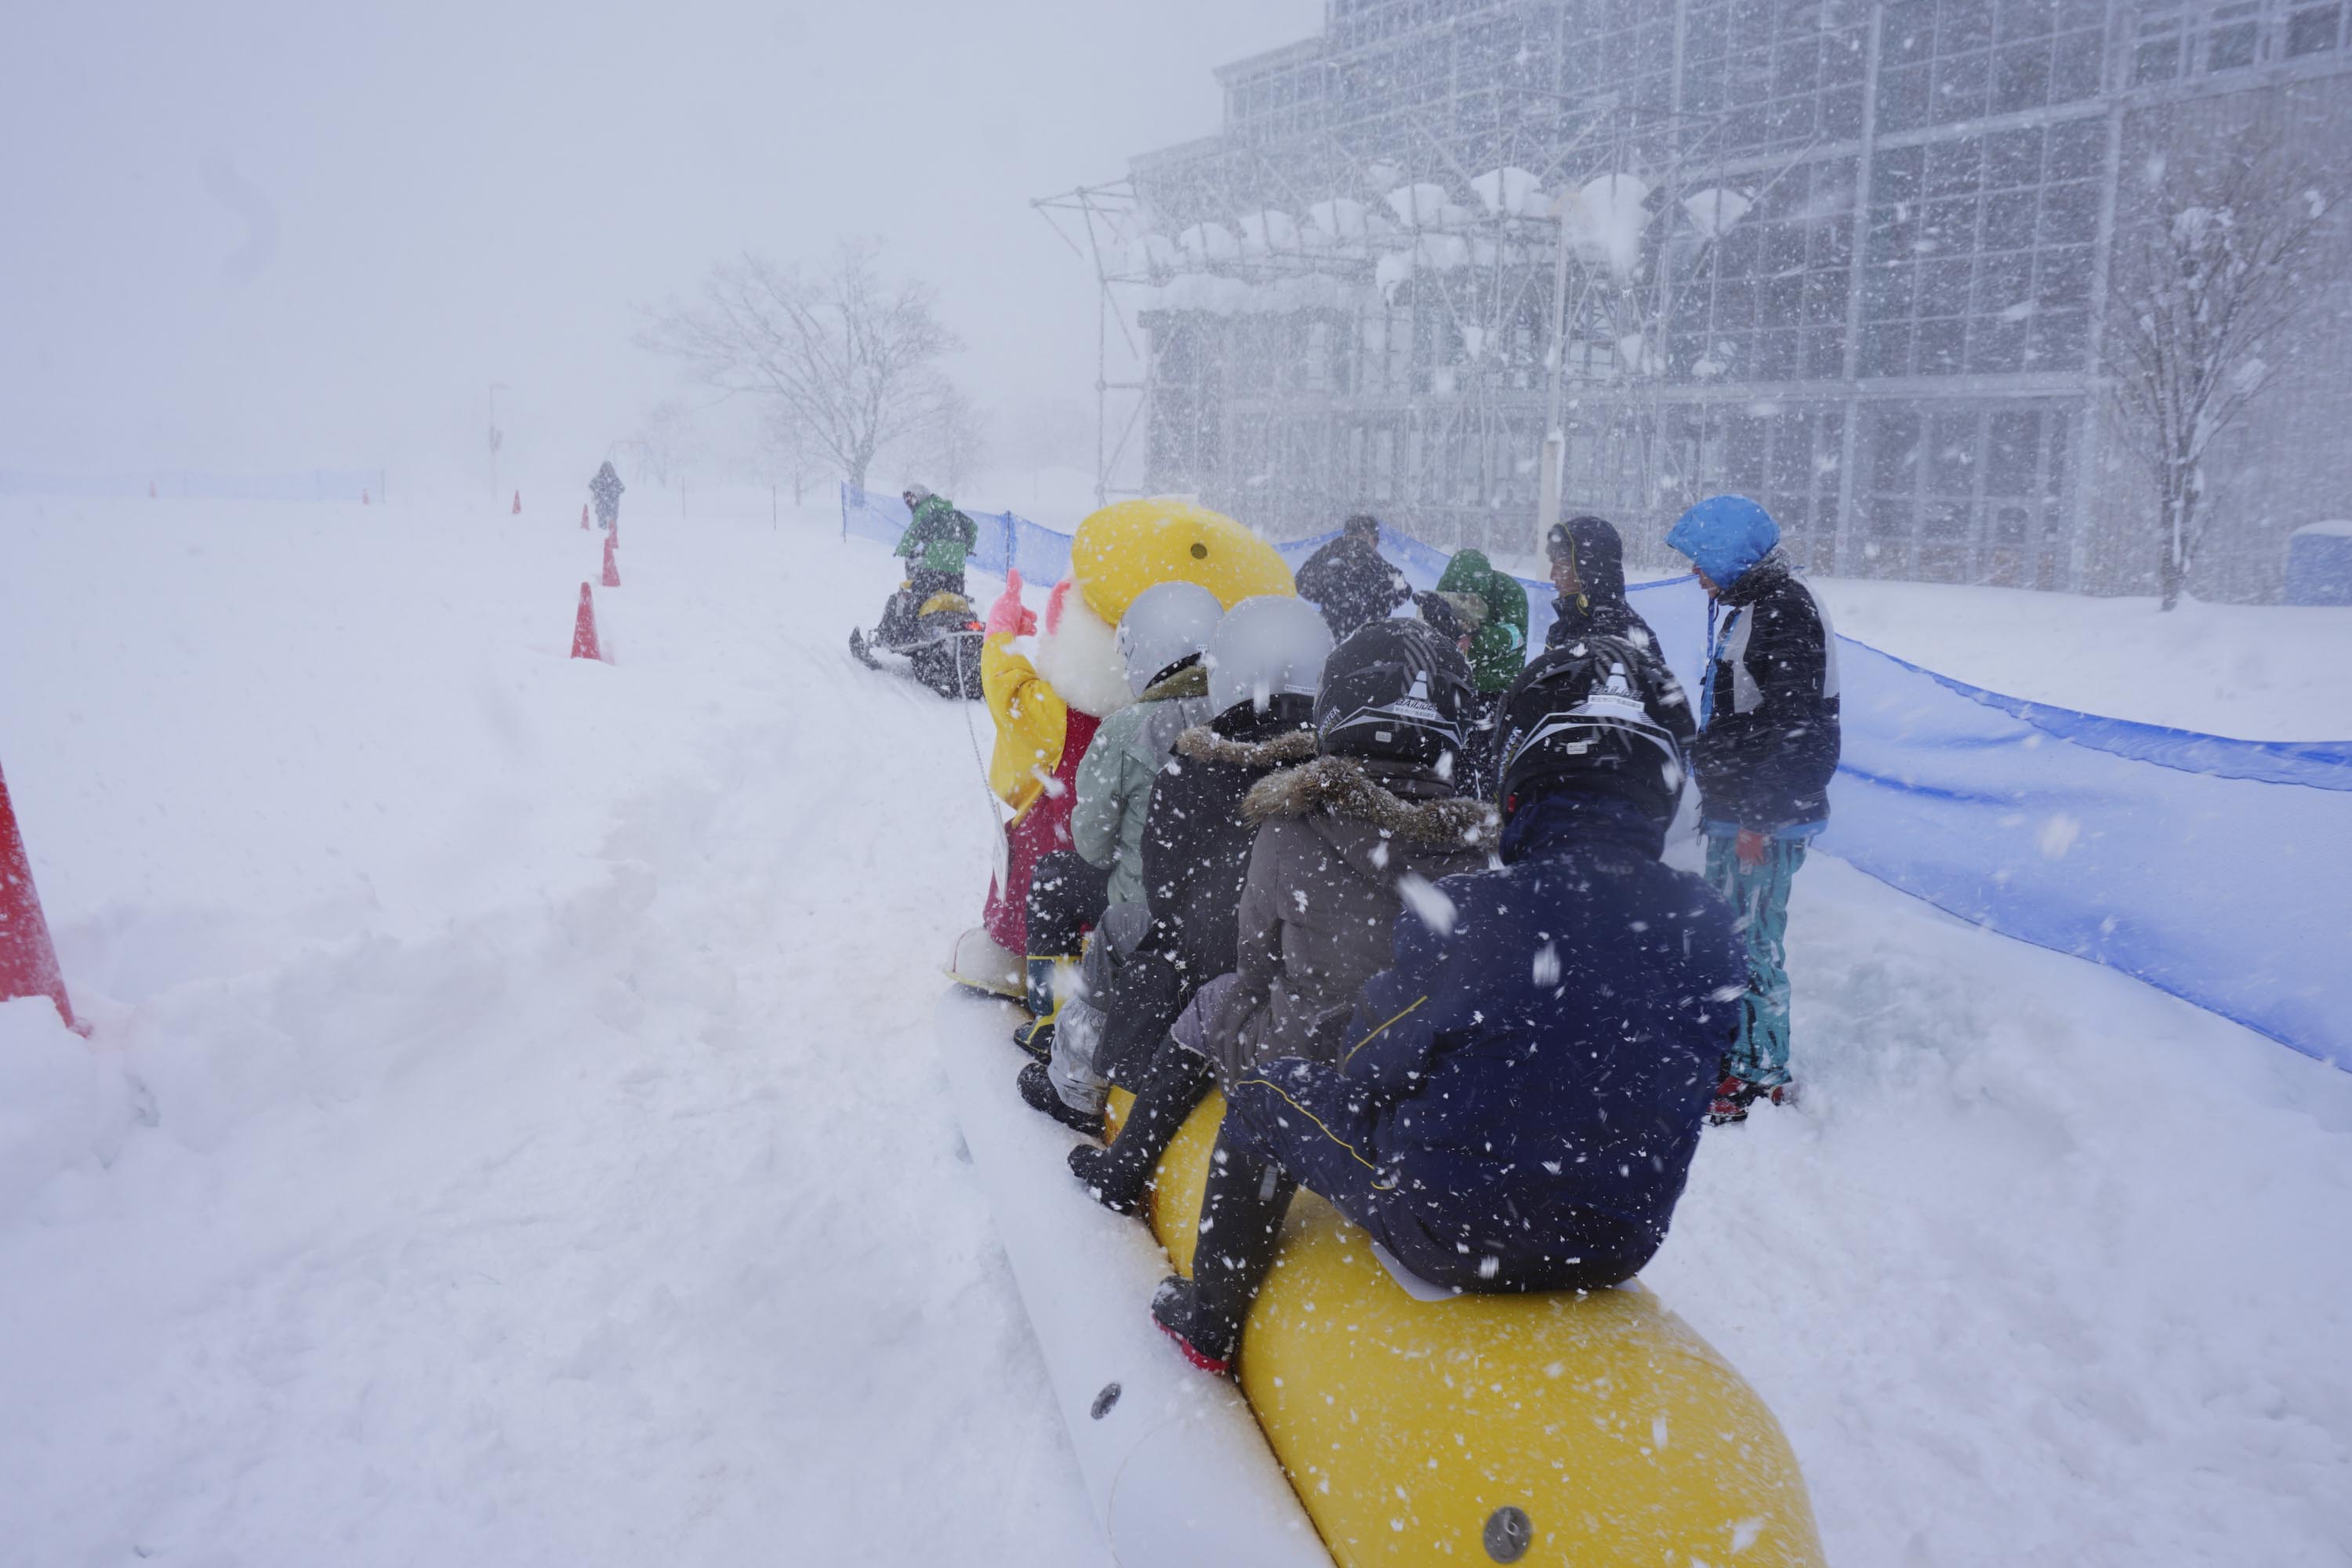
[0,760,81,1033]
[601,532,621,588]
[512,490,522,515]
[570,583,604,662]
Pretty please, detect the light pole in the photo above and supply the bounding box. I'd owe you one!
[488,381,510,507]
[1537,191,1577,554]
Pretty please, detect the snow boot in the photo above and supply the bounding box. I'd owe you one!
[1017,1058,1102,1138]
[1013,956,1070,1061]
[1149,1128,1298,1376]
[1066,1041,1214,1215]
[1707,1072,1795,1126]
[1150,1276,1236,1377]
[947,927,1025,1000]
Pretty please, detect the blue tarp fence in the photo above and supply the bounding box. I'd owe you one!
[844,485,2352,1070]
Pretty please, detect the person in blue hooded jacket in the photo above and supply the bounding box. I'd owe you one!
[1149,638,1744,1375]
[1664,495,1842,1123]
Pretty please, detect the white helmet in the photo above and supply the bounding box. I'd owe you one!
[1116,581,1225,697]
[1207,596,1335,717]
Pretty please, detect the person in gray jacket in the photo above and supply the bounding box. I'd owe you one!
[1070,582,1227,910]
[1014,582,1225,1127]
[1203,619,1498,1083]
[1147,618,1497,1372]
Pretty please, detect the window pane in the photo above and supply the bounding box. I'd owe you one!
[1986,410,2040,494]
[2050,27,2105,97]
[1994,41,2054,110]
[1918,317,1967,374]
[2207,20,2259,71]
[2287,4,2342,53]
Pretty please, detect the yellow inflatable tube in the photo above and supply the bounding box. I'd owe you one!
[1108,1087,1828,1567]
[1069,498,1295,622]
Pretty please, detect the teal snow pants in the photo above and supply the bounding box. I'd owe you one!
[1703,830,1809,1088]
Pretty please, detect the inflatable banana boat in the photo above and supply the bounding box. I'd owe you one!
[939,989,1826,1566]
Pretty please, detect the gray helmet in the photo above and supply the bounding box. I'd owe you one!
[1206,596,1334,717]
[1116,581,1225,696]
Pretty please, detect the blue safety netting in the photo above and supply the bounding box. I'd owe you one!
[844,485,2352,1069]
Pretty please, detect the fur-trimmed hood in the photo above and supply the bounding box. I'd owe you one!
[1244,755,1498,853]
[1174,724,1318,771]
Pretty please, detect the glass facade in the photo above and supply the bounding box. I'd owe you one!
[1112,0,2347,588]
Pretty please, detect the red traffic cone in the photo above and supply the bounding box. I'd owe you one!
[608,517,620,548]
[601,532,621,588]
[512,490,522,515]
[148,481,157,499]
[580,503,590,532]
[362,488,371,506]
[0,760,81,1033]
[570,583,604,662]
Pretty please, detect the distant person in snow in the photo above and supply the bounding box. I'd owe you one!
[1170,641,1741,1379]
[589,461,625,530]
[876,484,979,646]
[1417,547,1528,792]
[1146,620,1494,1376]
[1665,495,1842,1125]
[1014,583,1224,1134]
[1294,514,1410,641]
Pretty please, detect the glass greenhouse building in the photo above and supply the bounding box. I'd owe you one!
[1075,0,2352,597]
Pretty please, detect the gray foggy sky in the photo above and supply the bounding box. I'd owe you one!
[1,0,1322,489]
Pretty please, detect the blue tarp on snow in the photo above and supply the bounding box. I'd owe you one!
[843,485,2352,1071]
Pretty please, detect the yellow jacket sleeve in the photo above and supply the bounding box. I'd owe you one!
[982,633,1069,818]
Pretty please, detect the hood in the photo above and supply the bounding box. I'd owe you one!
[1665,495,1780,589]
[1138,660,1210,704]
[1434,548,1499,611]
[1719,545,1795,608]
[1558,514,1628,608]
[1174,722,1317,771]
[1499,786,1667,865]
[1032,577,1134,720]
[1243,755,1497,856]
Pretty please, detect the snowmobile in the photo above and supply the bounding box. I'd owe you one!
[849,582,985,700]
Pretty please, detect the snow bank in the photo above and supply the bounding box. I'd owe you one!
[0,998,137,1224]
[1812,576,2352,740]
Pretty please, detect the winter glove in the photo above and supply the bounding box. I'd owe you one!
[985,570,1037,639]
[1735,827,1769,869]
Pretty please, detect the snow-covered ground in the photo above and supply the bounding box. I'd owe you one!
[2,492,2347,1566]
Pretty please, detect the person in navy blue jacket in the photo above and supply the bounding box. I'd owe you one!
[1150,638,1744,1374]
[1664,495,1842,1123]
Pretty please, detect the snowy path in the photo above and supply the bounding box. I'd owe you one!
[2,498,2347,1565]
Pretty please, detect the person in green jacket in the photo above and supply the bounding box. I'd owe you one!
[876,484,980,647]
[1421,548,1529,792]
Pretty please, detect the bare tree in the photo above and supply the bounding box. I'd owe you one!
[642,239,960,494]
[2101,137,2339,609]
[907,383,990,496]
[758,405,829,505]
[636,397,700,488]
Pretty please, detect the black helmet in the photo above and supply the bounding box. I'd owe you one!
[1496,637,1686,828]
[1313,619,1475,769]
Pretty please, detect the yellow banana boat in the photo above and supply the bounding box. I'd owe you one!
[1111,1085,1828,1566]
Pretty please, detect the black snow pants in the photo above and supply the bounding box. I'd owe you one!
[1024,850,1112,960]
